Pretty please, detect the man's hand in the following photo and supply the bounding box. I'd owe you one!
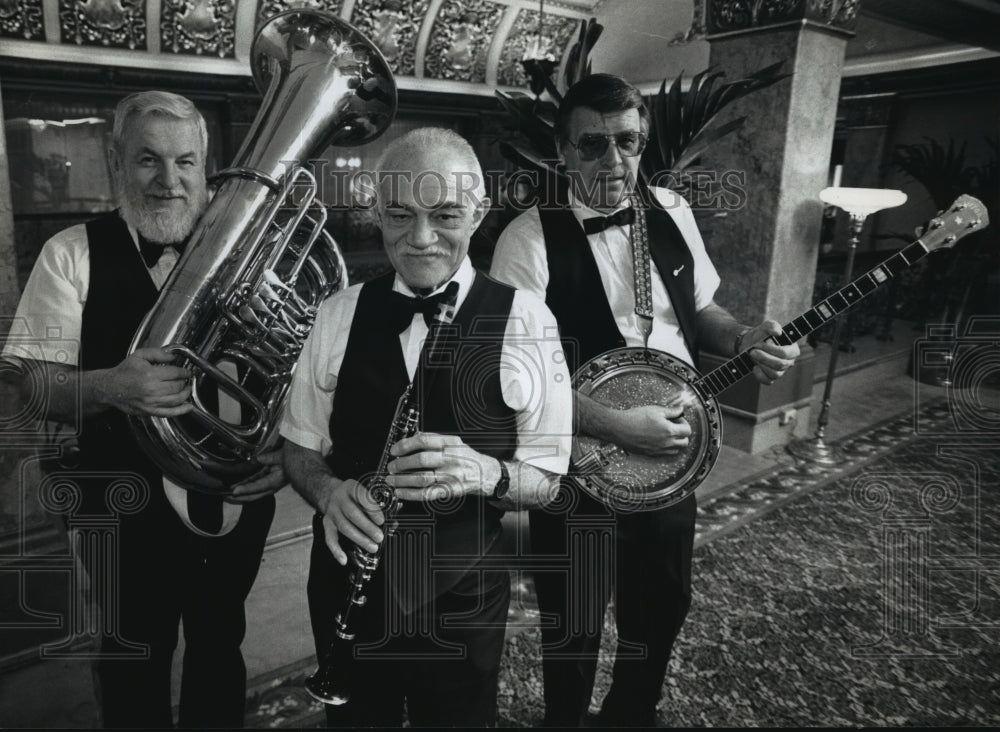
[739,320,801,385]
[576,392,691,458]
[384,432,501,502]
[98,347,192,416]
[226,447,286,504]
[319,478,385,566]
[605,403,691,456]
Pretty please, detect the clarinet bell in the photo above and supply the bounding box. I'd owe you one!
[304,660,351,706]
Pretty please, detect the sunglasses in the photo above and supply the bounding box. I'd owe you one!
[566,131,648,161]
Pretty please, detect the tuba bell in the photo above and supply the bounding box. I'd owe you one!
[127,9,397,494]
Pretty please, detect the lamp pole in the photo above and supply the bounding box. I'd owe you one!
[788,187,907,465]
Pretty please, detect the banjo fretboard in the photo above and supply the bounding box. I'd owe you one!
[693,231,959,400]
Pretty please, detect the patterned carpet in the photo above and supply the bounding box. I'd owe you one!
[245,400,1000,728]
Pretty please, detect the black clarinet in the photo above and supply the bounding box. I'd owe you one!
[305,283,457,706]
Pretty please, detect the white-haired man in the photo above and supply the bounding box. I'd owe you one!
[281,127,573,727]
[3,91,283,727]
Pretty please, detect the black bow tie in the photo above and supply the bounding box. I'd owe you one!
[582,206,636,235]
[138,234,187,269]
[388,281,459,333]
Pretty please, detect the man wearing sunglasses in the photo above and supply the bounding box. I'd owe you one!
[491,73,800,727]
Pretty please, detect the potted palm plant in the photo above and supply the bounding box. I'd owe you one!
[495,18,788,201]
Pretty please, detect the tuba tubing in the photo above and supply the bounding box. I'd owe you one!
[127,10,397,495]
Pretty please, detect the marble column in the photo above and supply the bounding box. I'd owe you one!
[696,0,860,453]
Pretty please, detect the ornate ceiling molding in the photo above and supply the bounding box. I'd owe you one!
[59,0,148,49]
[706,0,860,37]
[0,0,45,39]
[348,0,430,77]
[495,3,579,87]
[423,0,504,83]
[162,0,237,57]
[0,0,593,94]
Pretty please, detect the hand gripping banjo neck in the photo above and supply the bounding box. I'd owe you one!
[571,194,990,512]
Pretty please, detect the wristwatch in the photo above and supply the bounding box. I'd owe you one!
[492,459,510,500]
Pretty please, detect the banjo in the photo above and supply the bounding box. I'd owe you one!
[570,194,989,512]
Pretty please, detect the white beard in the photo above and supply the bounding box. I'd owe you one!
[119,184,207,244]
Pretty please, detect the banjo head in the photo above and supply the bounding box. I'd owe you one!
[571,347,721,512]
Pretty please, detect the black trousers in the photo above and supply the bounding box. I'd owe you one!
[307,514,510,728]
[79,483,275,728]
[529,485,696,727]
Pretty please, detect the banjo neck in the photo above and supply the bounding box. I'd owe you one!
[692,194,989,401]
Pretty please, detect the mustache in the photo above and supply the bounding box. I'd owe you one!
[118,182,207,244]
[402,246,450,255]
[146,189,188,199]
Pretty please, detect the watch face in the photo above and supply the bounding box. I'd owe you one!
[494,460,510,499]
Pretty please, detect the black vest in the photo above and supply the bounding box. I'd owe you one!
[327,270,517,604]
[76,213,254,531]
[77,212,164,514]
[539,189,700,373]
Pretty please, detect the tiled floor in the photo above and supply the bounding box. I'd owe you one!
[0,320,961,728]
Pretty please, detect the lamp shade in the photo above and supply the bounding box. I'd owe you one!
[819,187,907,216]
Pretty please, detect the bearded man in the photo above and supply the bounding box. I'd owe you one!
[2,91,283,728]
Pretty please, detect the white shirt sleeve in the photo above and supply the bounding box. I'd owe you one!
[490,208,549,298]
[501,288,572,476]
[1,218,180,366]
[278,285,362,455]
[2,225,90,365]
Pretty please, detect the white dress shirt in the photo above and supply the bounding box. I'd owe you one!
[2,215,236,537]
[490,187,720,368]
[280,256,573,476]
[3,217,180,364]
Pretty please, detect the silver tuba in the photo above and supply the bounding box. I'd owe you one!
[128,9,397,495]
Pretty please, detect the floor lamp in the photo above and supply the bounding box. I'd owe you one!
[787,186,908,465]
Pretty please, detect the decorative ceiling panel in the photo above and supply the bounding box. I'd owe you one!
[256,0,343,27]
[810,0,860,28]
[424,0,505,83]
[162,0,237,57]
[1,0,989,92]
[497,7,579,88]
[58,0,147,49]
[0,0,46,40]
[707,0,860,34]
[348,0,430,77]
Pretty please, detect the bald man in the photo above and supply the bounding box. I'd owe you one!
[281,127,573,727]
